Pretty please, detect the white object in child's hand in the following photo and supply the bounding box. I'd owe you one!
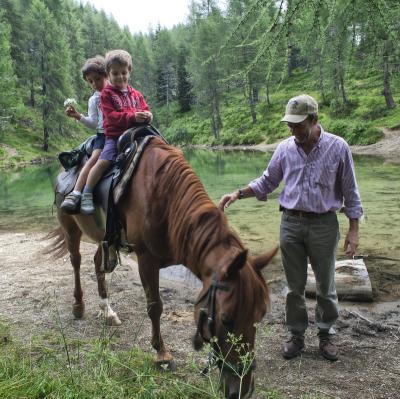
[64,98,77,107]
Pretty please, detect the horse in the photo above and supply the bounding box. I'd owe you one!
[47,137,278,399]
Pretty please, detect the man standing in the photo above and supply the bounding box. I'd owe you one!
[218,94,363,361]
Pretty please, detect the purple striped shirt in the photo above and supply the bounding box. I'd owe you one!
[248,127,363,219]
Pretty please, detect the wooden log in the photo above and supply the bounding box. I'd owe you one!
[305,259,373,302]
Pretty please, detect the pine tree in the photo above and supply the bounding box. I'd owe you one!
[176,45,193,112]
[189,0,225,138]
[25,0,74,151]
[0,10,18,132]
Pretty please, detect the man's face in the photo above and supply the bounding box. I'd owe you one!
[287,118,313,144]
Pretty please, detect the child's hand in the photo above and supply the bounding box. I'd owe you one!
[135,111,153,124]
[65,106,80,120]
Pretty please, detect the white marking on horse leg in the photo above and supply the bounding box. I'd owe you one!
[99,298,121,326]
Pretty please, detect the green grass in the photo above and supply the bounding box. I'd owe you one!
[159,69,400,146]
[0,320,289,399]
[1,67,399,166]
[0,106,92,168]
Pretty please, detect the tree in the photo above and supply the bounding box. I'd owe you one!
[176,45,193,113]
[0,10,18,132]
[189,0,226,138]
[25,0,74,150]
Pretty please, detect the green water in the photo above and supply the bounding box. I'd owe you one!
[1,152,399,262]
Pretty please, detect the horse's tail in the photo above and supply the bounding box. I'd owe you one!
[42,227,68,259]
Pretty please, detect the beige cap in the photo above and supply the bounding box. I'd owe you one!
[281,94,318,123]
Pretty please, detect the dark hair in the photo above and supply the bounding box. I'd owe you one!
[307,113,318,122]
[104,49,132,73]
[81,56,107,80]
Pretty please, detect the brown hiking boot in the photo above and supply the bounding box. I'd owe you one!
[282,335,305,359]
[319,335,338,361]
[60,192,81,213]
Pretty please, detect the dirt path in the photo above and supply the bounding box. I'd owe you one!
[1,231,400,398]
[207,127,400,163]
[351,128,400,160]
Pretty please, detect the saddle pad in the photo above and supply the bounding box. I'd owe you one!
[113,135,156,204]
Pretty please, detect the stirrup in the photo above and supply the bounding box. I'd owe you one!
[100,241,118,273]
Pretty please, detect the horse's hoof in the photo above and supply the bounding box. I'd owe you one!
[72,303,85,319]
[155,359,177,372]
[106,314,121,326]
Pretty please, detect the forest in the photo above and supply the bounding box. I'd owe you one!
[0,0,400,163]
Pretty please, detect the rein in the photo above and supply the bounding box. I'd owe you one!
[194,274,257,376]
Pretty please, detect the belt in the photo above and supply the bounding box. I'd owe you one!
[281,207,333,219]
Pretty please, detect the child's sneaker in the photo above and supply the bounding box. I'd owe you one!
[80,192,95,214]
[60,193,81,213]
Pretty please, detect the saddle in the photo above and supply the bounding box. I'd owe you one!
[55,125,167,247]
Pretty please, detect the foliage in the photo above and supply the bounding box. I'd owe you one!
[1,0,400,163]
[0,319,286,399]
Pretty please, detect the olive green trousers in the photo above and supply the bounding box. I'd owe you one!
[280,211,340,335]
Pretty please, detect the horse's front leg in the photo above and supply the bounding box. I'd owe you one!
[93,247,121,326]
[138,253,176,370]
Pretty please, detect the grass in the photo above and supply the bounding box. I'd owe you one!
[1,67,399,166]
[160,69,400,147]
[0,319,217,399]
[0,106,92,168]
[0,316,291,399]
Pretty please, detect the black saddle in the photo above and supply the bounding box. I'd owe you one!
[55,124,167,245]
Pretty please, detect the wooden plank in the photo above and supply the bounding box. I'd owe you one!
[305,259,373,302]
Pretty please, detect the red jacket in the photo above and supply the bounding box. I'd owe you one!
[100,84,151,138]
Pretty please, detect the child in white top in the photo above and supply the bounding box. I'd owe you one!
[61,56,108,213]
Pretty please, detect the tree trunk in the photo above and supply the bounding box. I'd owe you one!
[383,40,396,109]
[306,259,373,302]
[265,81,271,106]
[42,125,49,151]
[286,0,293,78]
[318,51,327,104]
[30,83,35,107]
[247,75,257,124]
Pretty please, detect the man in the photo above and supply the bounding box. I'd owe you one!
[218,94,363,361]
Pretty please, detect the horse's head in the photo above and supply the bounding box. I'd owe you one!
[193,245,278,399]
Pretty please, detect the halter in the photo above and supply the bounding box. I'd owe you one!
[195,275,230,337]
[194,274,257,376]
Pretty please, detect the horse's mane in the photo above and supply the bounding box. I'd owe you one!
[151,141,242,270]
[150,140,269,321]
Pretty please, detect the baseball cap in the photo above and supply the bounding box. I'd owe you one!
[281,94,318,123]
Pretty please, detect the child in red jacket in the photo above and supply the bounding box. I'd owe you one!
[80,49,153,215]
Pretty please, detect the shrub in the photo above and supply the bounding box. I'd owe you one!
[354,97,388,121]
[165,127,194,144]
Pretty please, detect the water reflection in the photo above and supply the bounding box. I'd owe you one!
[1,151,399,264]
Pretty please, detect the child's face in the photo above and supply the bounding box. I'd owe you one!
[85,72,107,91]
[109,64,130,90]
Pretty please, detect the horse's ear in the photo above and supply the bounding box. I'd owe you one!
[252,245,279,271]
[223,249,248,279]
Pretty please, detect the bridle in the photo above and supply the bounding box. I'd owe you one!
[194,274,257,377]
[195,274,230,338]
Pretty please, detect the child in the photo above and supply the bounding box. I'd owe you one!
[61,56,108,212]
[80,49,153,215]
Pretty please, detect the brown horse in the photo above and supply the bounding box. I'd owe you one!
[48,138,277,399]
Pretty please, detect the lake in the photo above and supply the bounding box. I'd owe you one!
[1,150,399,264]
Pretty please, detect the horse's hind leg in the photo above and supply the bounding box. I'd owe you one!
[137,251,175,370]
[94,247,121,326]
[59,213,85,319]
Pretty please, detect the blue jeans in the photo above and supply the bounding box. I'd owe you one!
[280,211,340,335]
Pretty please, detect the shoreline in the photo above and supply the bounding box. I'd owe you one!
[2,127,399,169]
